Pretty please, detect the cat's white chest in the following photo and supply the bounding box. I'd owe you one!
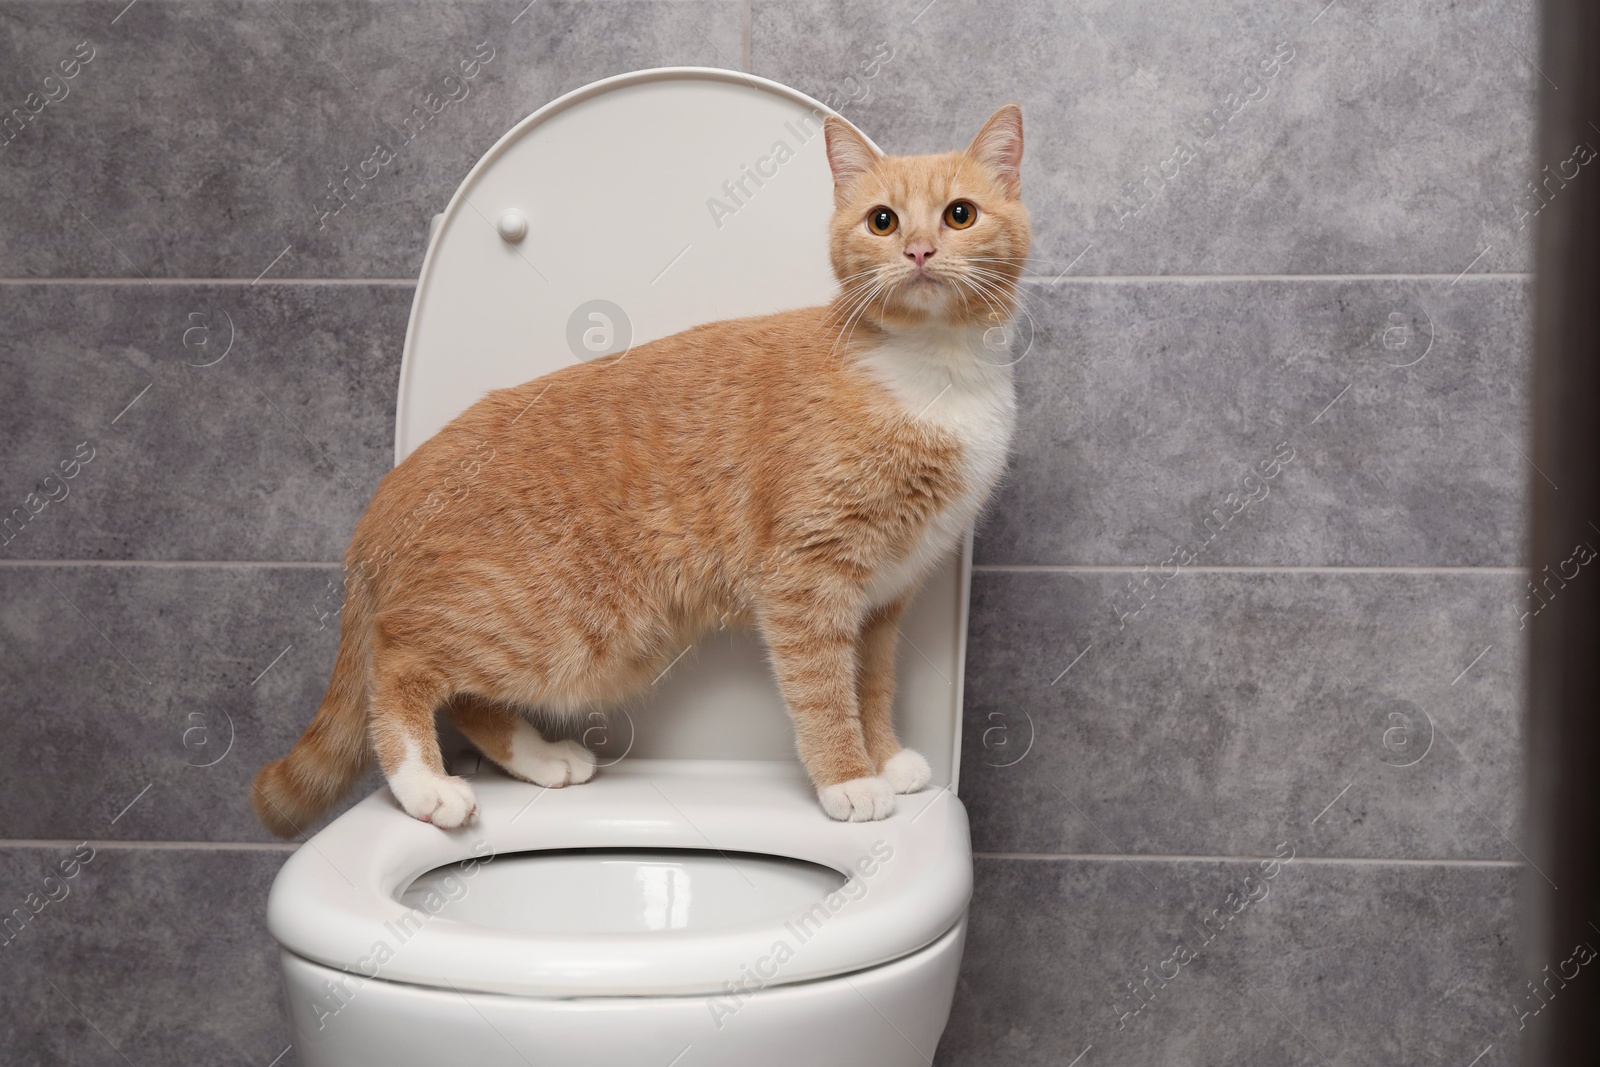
[854,327,1017,607]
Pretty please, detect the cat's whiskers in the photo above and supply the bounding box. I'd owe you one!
[948,273,1007,322]
[830,268,886,298]
[965,255,1068,280]
[960,261,1032,293]
[946,275,1012,333]
[827,265,894,328]
[825,267,890,320]
[960,262,1024,300]
[963,270,1030,322]
[828,266,886,295]
[952,268,1040,364]
[940,261,1026,324]
[825,267,902,363]
[961,263,1026,292]
[830,270,898,363]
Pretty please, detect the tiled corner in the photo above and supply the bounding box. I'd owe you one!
[752,0,1537,277]
[975,277,1532,568]
[0,563,380,842]
[0,0,744,278]
[959,569,1525,861]
[0,283,409,561]
[0,845,297,1067]
[936,856,1521,1066]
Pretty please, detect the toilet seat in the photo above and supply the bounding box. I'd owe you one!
[267,761,972,997]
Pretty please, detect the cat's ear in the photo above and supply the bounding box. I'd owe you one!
[965,104,1024,197]
[824,116,881,205]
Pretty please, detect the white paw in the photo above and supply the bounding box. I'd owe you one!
[389,769,478,829]
[503,725,597,788]
[819,776,896,822]
[882,749,931,794]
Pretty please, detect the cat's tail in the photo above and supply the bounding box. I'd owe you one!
[250,577,374,839]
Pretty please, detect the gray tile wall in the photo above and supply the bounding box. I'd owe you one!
[0,0,1536,1064]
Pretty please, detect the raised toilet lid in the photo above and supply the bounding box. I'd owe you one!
[394,68,975,785]
[267,761,972,996]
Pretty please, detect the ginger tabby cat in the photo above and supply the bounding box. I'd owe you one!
[252,104,1029,834]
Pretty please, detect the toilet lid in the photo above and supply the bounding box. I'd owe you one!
[394,68,973,786]
[266,764,972,997]
[397,67,852,457]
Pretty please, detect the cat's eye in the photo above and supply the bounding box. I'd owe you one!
[943,200,977,229]
[866,207,899,236]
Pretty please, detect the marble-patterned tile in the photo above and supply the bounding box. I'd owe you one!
[976,277,1530,567]
[936,856,1521,1066]
[0,850,1524,1067]
[9,564,1527,858]
[0,0,743,278]
[0,276,1533,569]
[959,570,1526,861]
[0,563,382,842]
[752,0,1538,277]
[0,845,297,1067]
[0,283,409,561]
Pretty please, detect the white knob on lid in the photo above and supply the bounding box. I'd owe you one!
[497,209,528,242]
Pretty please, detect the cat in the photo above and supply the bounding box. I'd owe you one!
[251,104,1029,835]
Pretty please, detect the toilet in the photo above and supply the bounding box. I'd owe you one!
[267,68,978,1067]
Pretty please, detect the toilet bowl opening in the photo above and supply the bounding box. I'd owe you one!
[397,848,849,937]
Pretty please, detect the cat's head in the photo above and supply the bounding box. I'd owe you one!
[824,105,1030,333]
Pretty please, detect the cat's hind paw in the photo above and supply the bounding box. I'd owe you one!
[504,727,597,788]
[882,749,931,794]
[390,770,478,829]
[819,776,896,822]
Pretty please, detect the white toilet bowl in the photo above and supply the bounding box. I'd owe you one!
[267,67,984,1065]
[271,760,970,1065]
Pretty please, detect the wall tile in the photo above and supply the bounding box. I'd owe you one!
[0,276,1531,569]
[0,847,1527,1067]
[1,4,1539,1064]
[0,849,1531,1067]
[752,0,1537,277]
[11,562,1527,860]
[936,856,1522,1066]
[959,570,1526,861]
[0,283,408,561]
[0,0,744,278]
[977,277,1531,567]
[0,563,378,842]
[0,845,297,1067]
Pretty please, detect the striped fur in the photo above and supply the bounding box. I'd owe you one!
[250,105,1030,834]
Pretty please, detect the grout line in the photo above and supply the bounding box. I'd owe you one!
[742,0,751,71]
[0,839,300,852]
[974,851,1526,867]
[1019,271,1531,285]
[973,564,1528,575]
[0,277,417,287]
[0,274,1533,288]
[0,560,343,568]
[0,840,1524,865]
[1,561,1526,573]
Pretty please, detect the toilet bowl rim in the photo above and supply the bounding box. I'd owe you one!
[267,763,973,997]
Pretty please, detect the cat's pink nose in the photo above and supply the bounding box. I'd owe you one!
[904,243,936,269]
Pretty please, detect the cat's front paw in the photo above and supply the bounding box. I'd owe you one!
[390,771,478,829]
[882,749,931,794]
[819,776,896,821]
